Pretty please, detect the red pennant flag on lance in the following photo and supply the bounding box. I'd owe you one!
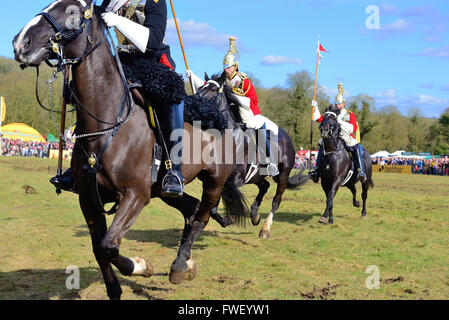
[318,42,327,52]
[317,41,327,64]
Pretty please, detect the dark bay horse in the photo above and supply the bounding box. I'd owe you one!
[317,107,374,224]
[198,73,309,239]
[13,0,247,299]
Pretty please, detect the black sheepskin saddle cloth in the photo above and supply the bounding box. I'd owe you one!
[119,52,228,133]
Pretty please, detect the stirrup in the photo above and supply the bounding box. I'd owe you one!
[266,162,279,176]
[161,171,184,198]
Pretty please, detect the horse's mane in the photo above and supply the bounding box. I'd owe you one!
[206,71,243,125]
[325,104,340,115]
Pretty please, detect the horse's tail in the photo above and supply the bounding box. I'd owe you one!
[369,178,375,189]
[287,170,310,190]
[221,172,249,227]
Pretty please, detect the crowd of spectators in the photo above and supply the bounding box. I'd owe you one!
[293,151,449,177]
[294,153,316,171]
[1,137,74,158]
[372,156,449,176]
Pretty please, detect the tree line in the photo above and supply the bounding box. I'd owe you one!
[1,56,449,155]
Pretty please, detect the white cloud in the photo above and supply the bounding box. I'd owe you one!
[381,19,413,33]
[260,55,303,66]
[380,3,399,15]
[410,94,448,105]
[376,89,398,104]
[166,18,232,51]
[418,45,449,59]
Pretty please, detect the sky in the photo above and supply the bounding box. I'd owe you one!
[1,0,448,118]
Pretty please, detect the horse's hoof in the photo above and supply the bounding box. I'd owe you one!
[318,217,328,224]
[169,269,186,285]
[222,216,233,228]
[361,215,367,220]
[169,259,197,284]
[259,228,271,239]
[251,214,261,226]
[353,201,361,208]
[130,257,154,278]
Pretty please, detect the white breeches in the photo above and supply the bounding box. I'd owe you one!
[240,108,279,136]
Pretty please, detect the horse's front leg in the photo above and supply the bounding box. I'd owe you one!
[79,194,122,300]
[319,180,340,225]
[100,190,153,278]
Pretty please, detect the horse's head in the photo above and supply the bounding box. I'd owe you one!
[197,71,241,129]
[320,105,340,140]
[13,0,95,68]
[197,71,227,100]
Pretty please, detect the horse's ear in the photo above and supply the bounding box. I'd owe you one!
[205,72,209,82]
[220,71,227,85]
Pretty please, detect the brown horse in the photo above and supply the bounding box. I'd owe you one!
[198,73,309,239]
[13,0,246,299]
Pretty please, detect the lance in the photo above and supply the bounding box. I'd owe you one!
[55,66,71,195]
[169,0,195,94]
[309,40,326,170]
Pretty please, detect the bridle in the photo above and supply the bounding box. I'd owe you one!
[32,1,134,169]
[320,111,341,156]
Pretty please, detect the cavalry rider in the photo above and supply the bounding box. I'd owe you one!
[309,83,367,183]
[186,37,279,176]
[50,0,186,198]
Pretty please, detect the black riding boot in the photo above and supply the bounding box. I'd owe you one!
[161,100,186,198]
[50,168,76,192]
[309,145,324,183]
[352,143,367,183]
[258,124,279,176]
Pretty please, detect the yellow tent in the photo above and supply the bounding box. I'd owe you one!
[1,123,46,142]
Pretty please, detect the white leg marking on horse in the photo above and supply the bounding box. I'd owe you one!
[265,212,274,230]
[186,259,195,269]
[130,257,147,275]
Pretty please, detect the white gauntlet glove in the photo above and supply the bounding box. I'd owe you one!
[101,12,149,53]
[186,70,205,93]
[312,100,321,121]
[102,12,120,27]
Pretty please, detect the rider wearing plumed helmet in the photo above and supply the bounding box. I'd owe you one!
[310,83,367,183]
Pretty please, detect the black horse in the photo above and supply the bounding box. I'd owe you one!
[198,73,309,239]
[317,106,374,224]
[13,0,247,299]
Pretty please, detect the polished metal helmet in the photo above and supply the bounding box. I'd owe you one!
[223,36,239,70]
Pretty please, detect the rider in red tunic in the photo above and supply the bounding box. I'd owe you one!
[187,37,279,176]
[309,83,367,183]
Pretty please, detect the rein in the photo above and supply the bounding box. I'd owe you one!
[34,4,134,145]
[321,112,343,156]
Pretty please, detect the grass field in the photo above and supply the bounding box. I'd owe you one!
[0,156,448,300]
